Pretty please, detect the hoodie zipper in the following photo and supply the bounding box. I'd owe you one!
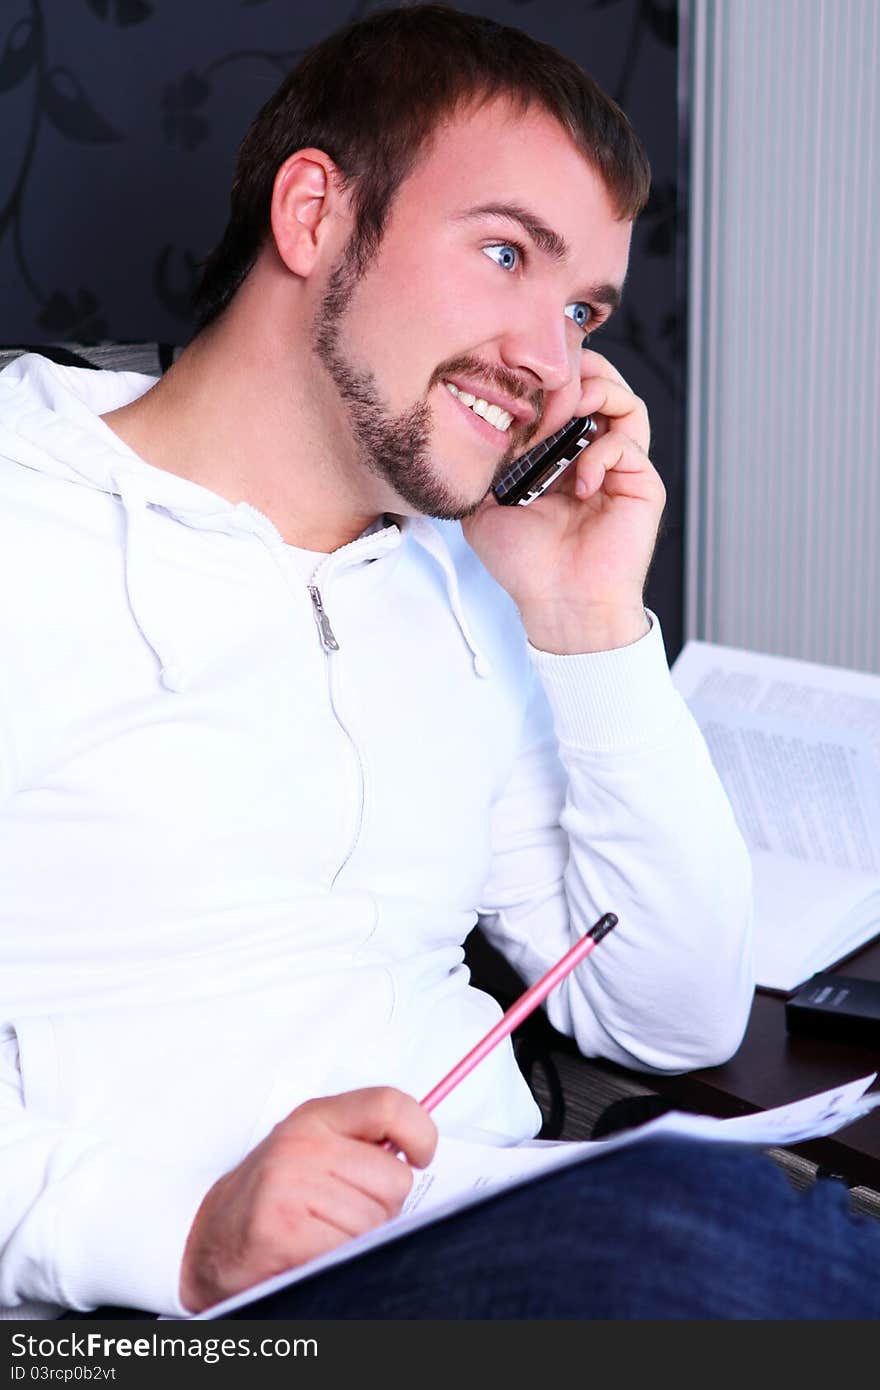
[308,585,339,652]
[307,583,365,885]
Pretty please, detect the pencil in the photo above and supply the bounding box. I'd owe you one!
[419,911,618,1115]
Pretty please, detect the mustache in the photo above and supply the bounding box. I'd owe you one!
[429,355,544,447]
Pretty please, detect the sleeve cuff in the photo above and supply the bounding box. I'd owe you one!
[48,1147,213,1316]
[528,609,686,752]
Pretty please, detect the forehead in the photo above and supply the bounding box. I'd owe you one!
[391,97,632,273]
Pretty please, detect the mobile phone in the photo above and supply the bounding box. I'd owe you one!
[492,415,598,507]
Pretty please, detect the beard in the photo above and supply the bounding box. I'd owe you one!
[313,250,537,521]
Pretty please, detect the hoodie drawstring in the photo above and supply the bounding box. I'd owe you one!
[408,519,493,679]
[114,475,187,693]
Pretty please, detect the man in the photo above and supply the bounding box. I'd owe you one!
[1,5,876,1321]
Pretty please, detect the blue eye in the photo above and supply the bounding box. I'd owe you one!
[483,243,520,272]
[565,302,591,330]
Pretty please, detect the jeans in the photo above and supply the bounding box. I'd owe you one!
[211,1137,879,1320]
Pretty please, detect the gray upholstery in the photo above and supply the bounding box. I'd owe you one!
[0,342,180,377]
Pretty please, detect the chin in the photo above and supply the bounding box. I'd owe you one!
[380,454,494,523]
[443,488,491,522]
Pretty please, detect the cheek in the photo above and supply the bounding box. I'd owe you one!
[345,249,500,373]
[342,277,438,375]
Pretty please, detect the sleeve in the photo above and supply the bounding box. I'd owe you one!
[475,611,755,1073]
[0,1033,209,1316]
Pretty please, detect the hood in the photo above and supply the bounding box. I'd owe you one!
[0,353,492,686]
[0,351,258,522]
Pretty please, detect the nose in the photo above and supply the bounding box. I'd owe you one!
[499,300,575,396]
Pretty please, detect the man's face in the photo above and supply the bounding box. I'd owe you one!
[313,97,632,520]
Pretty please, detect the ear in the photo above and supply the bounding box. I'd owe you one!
[269,149,348,278]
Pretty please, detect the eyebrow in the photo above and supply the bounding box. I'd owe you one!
[455,201,624,314]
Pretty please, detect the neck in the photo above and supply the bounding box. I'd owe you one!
[100,270,384,552]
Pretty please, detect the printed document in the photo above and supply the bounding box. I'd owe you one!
[671,640,880,990]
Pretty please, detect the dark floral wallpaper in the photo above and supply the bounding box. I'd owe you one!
[0,0,686,654]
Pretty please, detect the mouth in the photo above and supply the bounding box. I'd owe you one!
[441,381,525,455]
[442,380,515,435]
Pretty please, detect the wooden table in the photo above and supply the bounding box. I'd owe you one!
[644,938,880,1190]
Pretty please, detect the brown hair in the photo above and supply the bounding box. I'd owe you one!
[194,3,651,328]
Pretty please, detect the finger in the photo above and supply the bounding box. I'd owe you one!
[579,377,650,453]
[326,1134,416,1217]
[580,346,633,391]
[291,1170,400,1241]
[283,1087,438,1169]
[268,1181,384,1264]
[573,433,665,503]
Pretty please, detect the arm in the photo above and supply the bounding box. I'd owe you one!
[463,350,753,1071]
[475,621,754,1072]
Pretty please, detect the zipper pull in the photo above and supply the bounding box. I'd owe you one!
[308,585,340,652]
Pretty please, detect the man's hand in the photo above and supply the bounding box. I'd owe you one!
[179,1087,437,1313]
[462,349,665,654]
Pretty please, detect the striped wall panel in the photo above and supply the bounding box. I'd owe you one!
[686,0,880,673]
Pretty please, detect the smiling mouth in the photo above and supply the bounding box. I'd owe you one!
[443,380,513,434]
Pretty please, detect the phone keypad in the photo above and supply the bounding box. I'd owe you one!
[493,416,596,506]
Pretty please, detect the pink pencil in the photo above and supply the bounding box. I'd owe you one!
[419,912,618,1115]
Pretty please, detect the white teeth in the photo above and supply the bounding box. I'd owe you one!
[443,381,512,432]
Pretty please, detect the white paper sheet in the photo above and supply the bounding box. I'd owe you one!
[671,640,880,988]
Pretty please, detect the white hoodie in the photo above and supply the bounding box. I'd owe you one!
[0,354,754,1317]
